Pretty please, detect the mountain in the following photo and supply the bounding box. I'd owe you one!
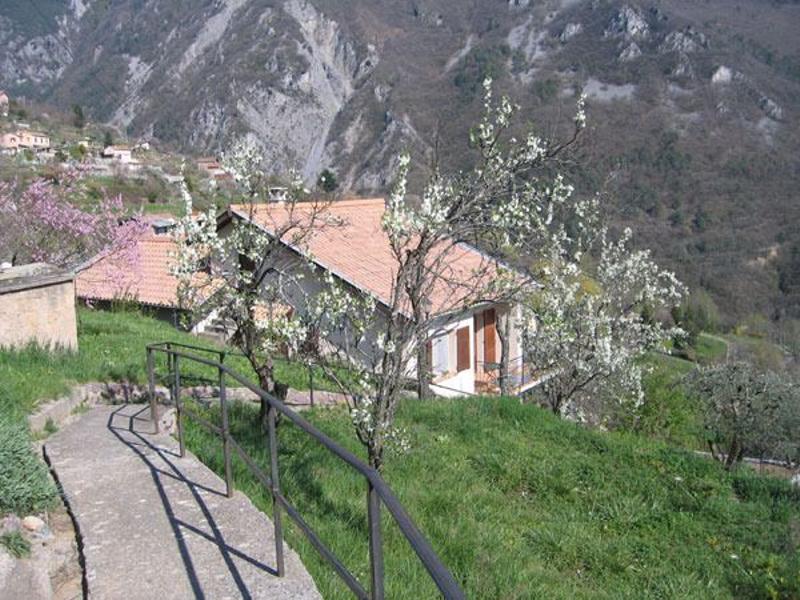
[1,0,800,324]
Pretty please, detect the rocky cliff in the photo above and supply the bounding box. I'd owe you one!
[1,0,800,320]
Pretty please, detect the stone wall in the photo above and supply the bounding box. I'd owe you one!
[0,263,78,351]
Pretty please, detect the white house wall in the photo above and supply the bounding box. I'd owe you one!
[218,215,523,397]
[428,310,476,397]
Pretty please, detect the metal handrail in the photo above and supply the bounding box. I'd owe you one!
[146,340,465,600]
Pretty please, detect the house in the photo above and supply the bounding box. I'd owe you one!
[0,129,50,154]
[20,130,51,151]
[102,144,142,172]
[197,157,229,179]
[197,157,221,173]
[220,198,531,397]
[197,157,233,187]
[0,91,9,117]
[75,216,217,332]
[0,132,19,154]
[102,145,133,163]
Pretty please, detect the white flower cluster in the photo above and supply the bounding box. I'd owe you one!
[221,140,264,188]
[350,396,410,456]
[574,93,588,130]
[382,155,454,244]
[521,194,686,417]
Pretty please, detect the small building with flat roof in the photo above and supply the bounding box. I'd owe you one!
[0,263,78,350]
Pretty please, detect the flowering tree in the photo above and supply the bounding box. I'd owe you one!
[379,79,587,400]
[520,217,685,419]
[173,81,588,469]
[305,81,590,468]
[173,144,331,426]
[0,169,145,293]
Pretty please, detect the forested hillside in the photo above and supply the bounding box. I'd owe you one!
[1,0,799,323]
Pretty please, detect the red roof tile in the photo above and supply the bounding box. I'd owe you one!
[230,198,499,315]
[76,226,182,308]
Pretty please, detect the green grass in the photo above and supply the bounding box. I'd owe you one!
[0,306,339,522]
[141,202,182,215]
[695,334,729,364]
[0,532,31,559]
[185,397,800,599]
[0,412,57,515]
[0,306,334,418]
[648,351,696,379]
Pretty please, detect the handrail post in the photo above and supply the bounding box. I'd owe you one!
[368,480,385,600]
[309,366,314,408]
[267,402,285,577]
[147,347,159,434]
[174,354,185,458]
[219,365,233,498]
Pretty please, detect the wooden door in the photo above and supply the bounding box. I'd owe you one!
[483,308,496,364]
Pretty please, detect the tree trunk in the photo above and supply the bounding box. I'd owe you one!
[496,308,512,397]
[256,366,288,431]
[549,390,563,415]
[724,437,742,470]
[708,440,721,463]
[416,338,432,400]
[368,442,384,472]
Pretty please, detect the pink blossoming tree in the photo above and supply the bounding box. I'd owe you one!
[0,169,146,295]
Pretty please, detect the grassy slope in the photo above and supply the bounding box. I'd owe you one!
[0,307,328,518]
[638,333,730,449]
[186,398,800,600]
[695,334,729,364]
[0,307,324,419]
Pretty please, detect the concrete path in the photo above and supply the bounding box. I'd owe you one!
[44,404,321,600]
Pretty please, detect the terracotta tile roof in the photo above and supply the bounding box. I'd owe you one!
[76,216,219,309]
[76,226,180,308]
[230,198,500,315]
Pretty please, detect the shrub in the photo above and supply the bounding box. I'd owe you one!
[626,370,699,448]
[316,168,338,192]
[736,313,772,338]
[0,414,57,515]
[453,44,510,98]
[685,363,799,468]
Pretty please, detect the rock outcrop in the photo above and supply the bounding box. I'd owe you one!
[605,5,649,40]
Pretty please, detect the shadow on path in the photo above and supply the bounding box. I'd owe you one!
[106,404,278,600]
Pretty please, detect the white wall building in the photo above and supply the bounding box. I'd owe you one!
[220,198,531,397]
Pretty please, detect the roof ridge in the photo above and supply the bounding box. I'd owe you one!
[231,197,386,211]
[329,197,385,208]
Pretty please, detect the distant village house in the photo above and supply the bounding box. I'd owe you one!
[0,129,51,154]
[197,157,232,187]
[0,91,8,117]
[102,144,133,163]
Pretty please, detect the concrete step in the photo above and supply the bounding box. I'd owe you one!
[44,404,321,600]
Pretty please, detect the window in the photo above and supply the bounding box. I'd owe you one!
[431,335,449,376]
